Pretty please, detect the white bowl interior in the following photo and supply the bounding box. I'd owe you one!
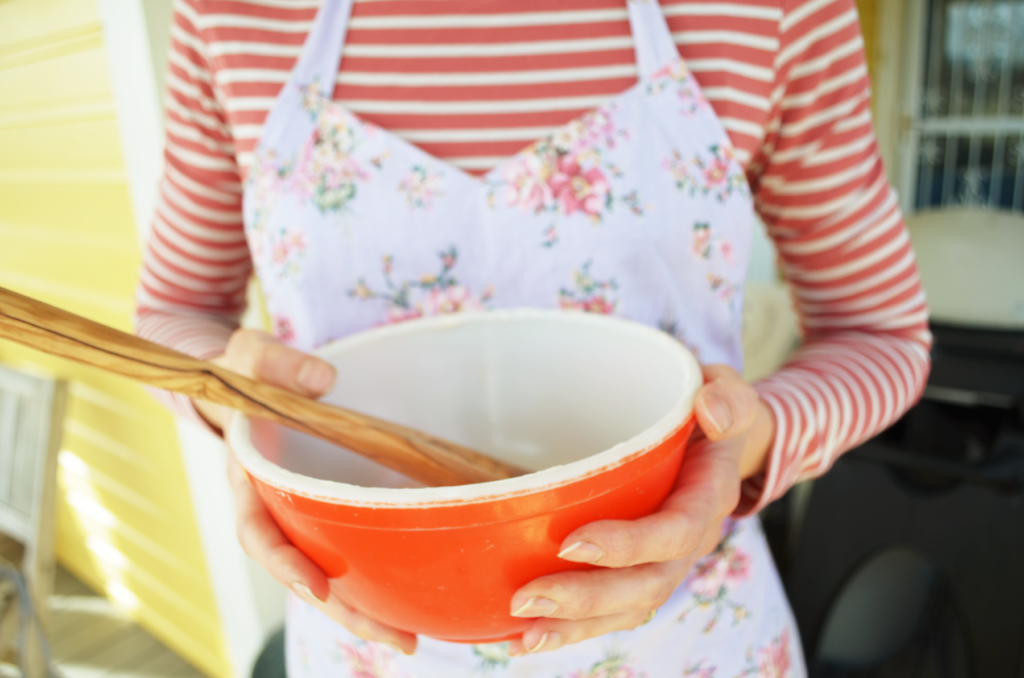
[242,311,700,500]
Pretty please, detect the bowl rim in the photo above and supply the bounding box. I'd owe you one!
[228,309,702,508]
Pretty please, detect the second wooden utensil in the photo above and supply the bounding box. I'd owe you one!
[0,286,526,487]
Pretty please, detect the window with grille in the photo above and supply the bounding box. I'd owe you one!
[901,0,1024,213]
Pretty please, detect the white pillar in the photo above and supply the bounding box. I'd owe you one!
[176,421,286,678]
[97,3,285,675]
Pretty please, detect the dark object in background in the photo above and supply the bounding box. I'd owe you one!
[781,323,1024,678]
[252,628,286,678]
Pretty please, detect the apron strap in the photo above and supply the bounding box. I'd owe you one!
[627,0,681,77]
[293,0,354,97]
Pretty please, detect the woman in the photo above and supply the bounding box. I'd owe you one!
[138,0,931,675]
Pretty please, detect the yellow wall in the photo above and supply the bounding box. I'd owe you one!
[0,0,231,674]
[856,0,878,92]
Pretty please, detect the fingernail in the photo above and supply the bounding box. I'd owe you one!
[527,631,562,653]
[698,393,733,434]
[298,360,335,394]
[386,641,413,656]
[290,581,325,604]
[558,541,604,564]
[511,597,560,618]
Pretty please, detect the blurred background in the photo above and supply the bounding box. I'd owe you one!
[0,0,1021,677]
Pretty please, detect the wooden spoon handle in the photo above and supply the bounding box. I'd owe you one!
[0,286,526,486]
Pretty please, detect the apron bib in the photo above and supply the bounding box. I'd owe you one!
[241,1,804,675]
[243,0,754,371]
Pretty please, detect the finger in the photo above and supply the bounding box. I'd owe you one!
[227,452,331,601]
[507,608,657,656]
[227,454,417,655]
[557,440,740,567]
[510,559,689,622]
[694,364,759,440]
[314,592,418,655]
[222,329,337,397]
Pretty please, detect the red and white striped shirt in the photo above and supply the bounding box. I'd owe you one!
[137,0,931,514]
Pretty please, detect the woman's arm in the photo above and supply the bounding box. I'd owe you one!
[136,3,418,651]
[135,0,253,426]
[739,0,931,514]
[508,0,931,655]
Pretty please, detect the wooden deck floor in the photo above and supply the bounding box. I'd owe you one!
[1,536,204,678]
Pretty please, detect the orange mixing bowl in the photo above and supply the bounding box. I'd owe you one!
[228,309,701,643]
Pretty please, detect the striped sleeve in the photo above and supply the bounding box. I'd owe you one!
[135,0,251,424]
[736,0,931,514]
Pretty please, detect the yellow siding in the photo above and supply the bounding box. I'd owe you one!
[856,0,878,90]
[0,0,231,675]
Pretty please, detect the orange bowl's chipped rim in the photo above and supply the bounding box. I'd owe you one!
[228,309,703,508]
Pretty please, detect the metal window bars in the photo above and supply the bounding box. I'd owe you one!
[901,0,1024,214]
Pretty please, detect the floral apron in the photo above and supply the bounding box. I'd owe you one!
[243,0,806,675]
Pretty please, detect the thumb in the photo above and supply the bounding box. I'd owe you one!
[693,364,759,441]
[220,329,337,398]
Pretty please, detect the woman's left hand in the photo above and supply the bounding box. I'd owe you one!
[507,364,774,656]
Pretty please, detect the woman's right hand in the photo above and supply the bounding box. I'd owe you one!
[199,329,419,655]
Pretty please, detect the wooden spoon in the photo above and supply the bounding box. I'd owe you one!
[0,286,527,487]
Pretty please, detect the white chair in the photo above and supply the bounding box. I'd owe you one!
[0,364,66,678]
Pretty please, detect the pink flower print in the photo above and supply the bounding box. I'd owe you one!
[249,149,283,202]
[292,131,369,213]
[692,222,713,259]
[288,89,382,214]
[737,630,793,678]
[502,153,554,214]
[271,240,289,265]
[274,315,296,343]
[299,82,324,117]
[756,630,793,678]
[621,190,647,216]
[559,295,617,315]
[472,643,511,675]
[262,226,307,281]
[385,306,424,324]
[349,248,493,324]
[333,640,408,678]
[490,104,644,223]
[665,145,748,201]
[678,521,751,633]
[677,84,709,116]
[319,104,354,140]
[541,224,559,248]
[690,222,734,266]
[558,260,618,314]
[652,60,689,82]
[726,548,752,582]
[551,108,616,155]
[720,240,735,266]
[420,285,489,316]
[690,557,729,600]
[560,649,646,678]
[549,155,611,222]
[664,150,698,194]
[702,155,731,189]
[700,145,748,201]
[648,61,696,98]
[398,165,444,210]
[682,661,717,678]
[708,273,738,302]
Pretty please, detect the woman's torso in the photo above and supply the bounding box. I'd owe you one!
[172,0,782,180]
[230,0,804,674]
